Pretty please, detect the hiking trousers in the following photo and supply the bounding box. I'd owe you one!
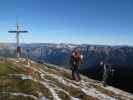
[72,66,80,81]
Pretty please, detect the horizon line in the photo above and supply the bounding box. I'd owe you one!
[0,42,133,47]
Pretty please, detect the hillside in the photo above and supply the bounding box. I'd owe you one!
[0,58,133,100]
[1,43,133,93]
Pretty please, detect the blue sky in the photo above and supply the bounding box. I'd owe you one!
[0,0,133,45]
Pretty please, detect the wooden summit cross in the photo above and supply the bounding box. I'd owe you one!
[8,23,28,58]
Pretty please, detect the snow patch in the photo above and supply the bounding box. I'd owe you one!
[39,96,49,100]
[82,88,116,100]
[0,92,38,100]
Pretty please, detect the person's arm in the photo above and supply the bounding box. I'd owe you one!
[80,55,84,64]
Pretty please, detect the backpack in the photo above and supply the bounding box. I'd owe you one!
[70,51,83,67]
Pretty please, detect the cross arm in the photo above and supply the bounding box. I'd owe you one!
[8,31,28,33]
[8,31,18,33]
[19,31,28,33]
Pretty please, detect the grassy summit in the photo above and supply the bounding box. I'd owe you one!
[0,58,133,100]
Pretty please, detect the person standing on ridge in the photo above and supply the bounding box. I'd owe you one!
[100,61,114,86]
[70,49,83,81]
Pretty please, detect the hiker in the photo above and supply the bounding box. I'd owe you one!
[70,49,83,81]
[100,61,114,86]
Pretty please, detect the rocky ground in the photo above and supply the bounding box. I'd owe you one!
[0,58,133,100]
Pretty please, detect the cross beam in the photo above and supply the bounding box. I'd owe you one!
[8,31,28,33]
[8,24,28,58]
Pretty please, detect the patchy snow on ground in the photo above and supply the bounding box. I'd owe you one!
[0,92,38,100]
[1,58,133,100]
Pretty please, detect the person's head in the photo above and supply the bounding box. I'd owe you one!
[100,61,104,66]
[74,48,80,53]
